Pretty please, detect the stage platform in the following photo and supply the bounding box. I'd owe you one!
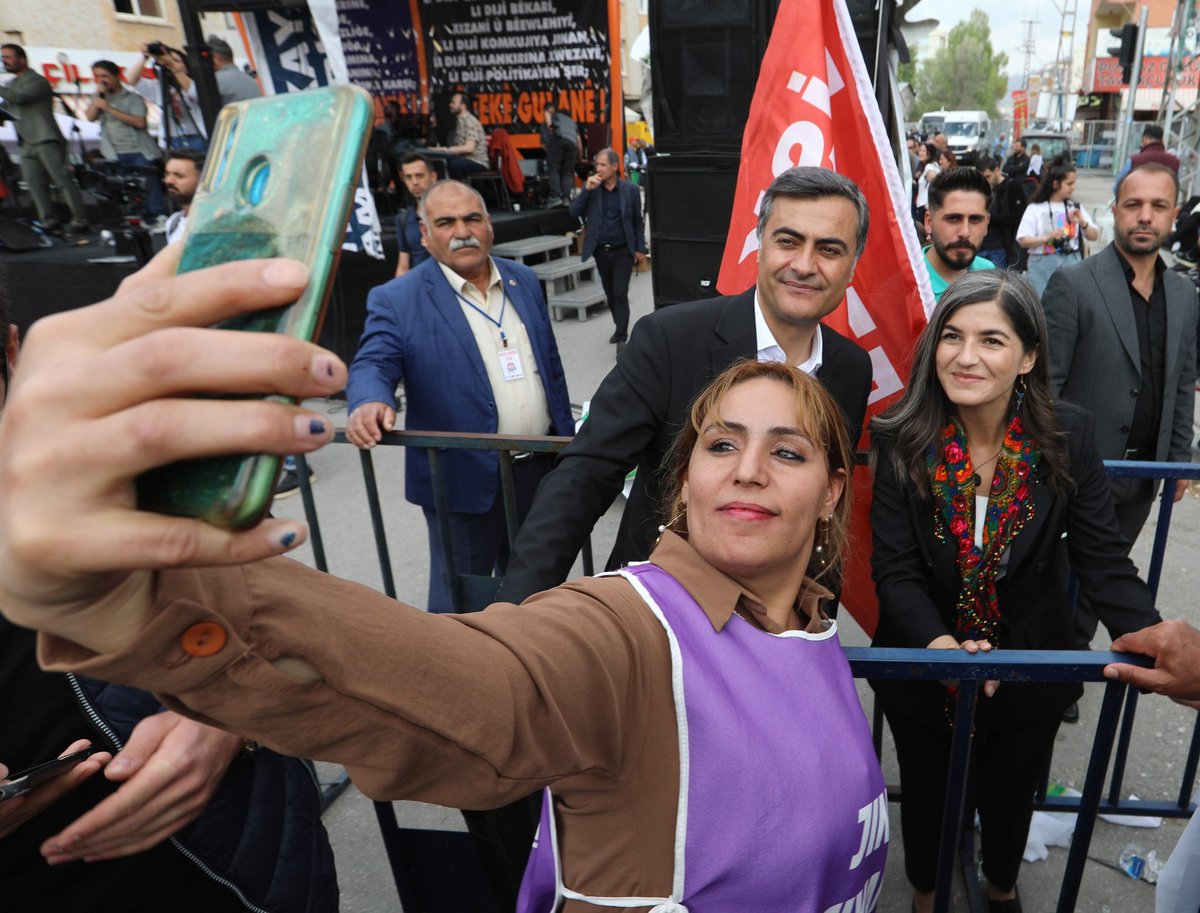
[2,203,581,363]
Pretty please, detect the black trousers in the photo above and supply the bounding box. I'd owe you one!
[594,246,634,336]
[885,708,1061,894]
[544,136,577,200]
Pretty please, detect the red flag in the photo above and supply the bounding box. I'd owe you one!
[716,0,934,636]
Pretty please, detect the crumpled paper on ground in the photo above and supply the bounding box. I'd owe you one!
[1022,788,1161,862]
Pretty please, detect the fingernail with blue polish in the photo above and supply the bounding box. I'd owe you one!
[273,524,306,551]
[311,354,339,381]
[295,415,326,437]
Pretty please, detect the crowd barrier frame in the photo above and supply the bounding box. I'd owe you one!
[293,432,1200,913]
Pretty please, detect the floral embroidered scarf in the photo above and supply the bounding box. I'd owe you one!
[927,414,1040,646]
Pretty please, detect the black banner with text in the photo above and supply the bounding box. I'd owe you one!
[420,0,613,145]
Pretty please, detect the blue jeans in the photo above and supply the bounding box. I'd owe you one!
[978,247,1008,268]
[421,456,552,613]
[1025,250,1081,297]
[116,151,166,218]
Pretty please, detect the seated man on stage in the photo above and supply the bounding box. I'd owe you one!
[428,93,491,181]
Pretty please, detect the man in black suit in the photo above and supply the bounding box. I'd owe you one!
[497,166,874,607]
[570,147,647,344]
[1042,163,1198,657]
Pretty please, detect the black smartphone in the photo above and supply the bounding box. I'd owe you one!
[0,747,98,802]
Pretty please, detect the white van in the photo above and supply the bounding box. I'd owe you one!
[940,110,991,165]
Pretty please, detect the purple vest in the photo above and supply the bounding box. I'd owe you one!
[517,563,887,912]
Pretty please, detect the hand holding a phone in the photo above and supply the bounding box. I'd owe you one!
[0,245,347,655]
[347,401,397,449]
[0,740,111,840]
[41,713,243,864]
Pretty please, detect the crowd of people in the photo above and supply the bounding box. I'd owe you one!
[0,37,259,233]
[1,47,1199,913]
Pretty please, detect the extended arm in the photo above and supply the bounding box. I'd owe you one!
[0,246,656,810]
[40,562,657,809]
[497,316,674,603]
[344,284,407,447]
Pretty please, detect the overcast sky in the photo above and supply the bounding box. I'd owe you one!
[903,0,1086,79]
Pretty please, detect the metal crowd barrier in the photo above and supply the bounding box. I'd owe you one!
[291,432,1200,913]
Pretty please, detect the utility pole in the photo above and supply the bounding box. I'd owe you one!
[1021,19,1039,90]
[1158,0,1199,198]
[1050,0,1077,129]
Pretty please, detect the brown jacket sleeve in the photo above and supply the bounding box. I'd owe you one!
[39,558,668,810]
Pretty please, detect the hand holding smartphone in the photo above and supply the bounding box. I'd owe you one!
[136,85,373,529]
[0,747,99,802]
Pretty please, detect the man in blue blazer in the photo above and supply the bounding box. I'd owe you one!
[346,181,574,613]
[570,148,647,343]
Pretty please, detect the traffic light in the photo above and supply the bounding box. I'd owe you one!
[1107,23,1139,84]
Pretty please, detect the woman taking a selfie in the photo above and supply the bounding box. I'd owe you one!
[0,290,887,913]
[868,271,1160,913]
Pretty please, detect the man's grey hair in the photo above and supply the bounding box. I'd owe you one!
[597,147,620,167]
[755,167,870,260]
[417,179,489,222]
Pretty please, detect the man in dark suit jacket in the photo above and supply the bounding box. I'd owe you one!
[345,180,574,613]
[498,166,874,608]
[570,148,646,344]
[1043,163,1198,648]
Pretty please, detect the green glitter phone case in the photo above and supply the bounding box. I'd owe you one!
[136,85,373,529]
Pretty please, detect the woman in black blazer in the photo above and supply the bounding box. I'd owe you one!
[868,270,1160,913]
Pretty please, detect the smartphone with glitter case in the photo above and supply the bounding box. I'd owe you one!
[137,85,372,529]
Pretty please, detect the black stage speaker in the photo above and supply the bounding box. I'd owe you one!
[649,0,894,153]
[650,0,771,153]
[647,153,741,307]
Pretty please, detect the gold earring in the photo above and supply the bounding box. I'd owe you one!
[812,516,831,571]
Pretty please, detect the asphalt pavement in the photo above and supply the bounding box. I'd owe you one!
[273,170,1200,912]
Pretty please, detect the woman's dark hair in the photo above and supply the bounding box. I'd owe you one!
[1032,154,1076,203]
[921,142,940,165]
[661,360,854,584]
[870,270,1072,496]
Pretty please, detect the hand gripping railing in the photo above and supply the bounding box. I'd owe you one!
[849,649,1153,913]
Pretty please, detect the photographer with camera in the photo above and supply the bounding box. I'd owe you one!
[0,44,90,234]
[126,43,206,153]
[87,60,166,228]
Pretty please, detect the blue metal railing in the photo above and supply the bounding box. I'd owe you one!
[294,431,1200,912]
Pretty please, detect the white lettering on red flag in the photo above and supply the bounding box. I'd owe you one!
[716,0,934,634]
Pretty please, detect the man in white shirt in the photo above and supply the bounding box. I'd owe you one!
[162,147,203,244]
